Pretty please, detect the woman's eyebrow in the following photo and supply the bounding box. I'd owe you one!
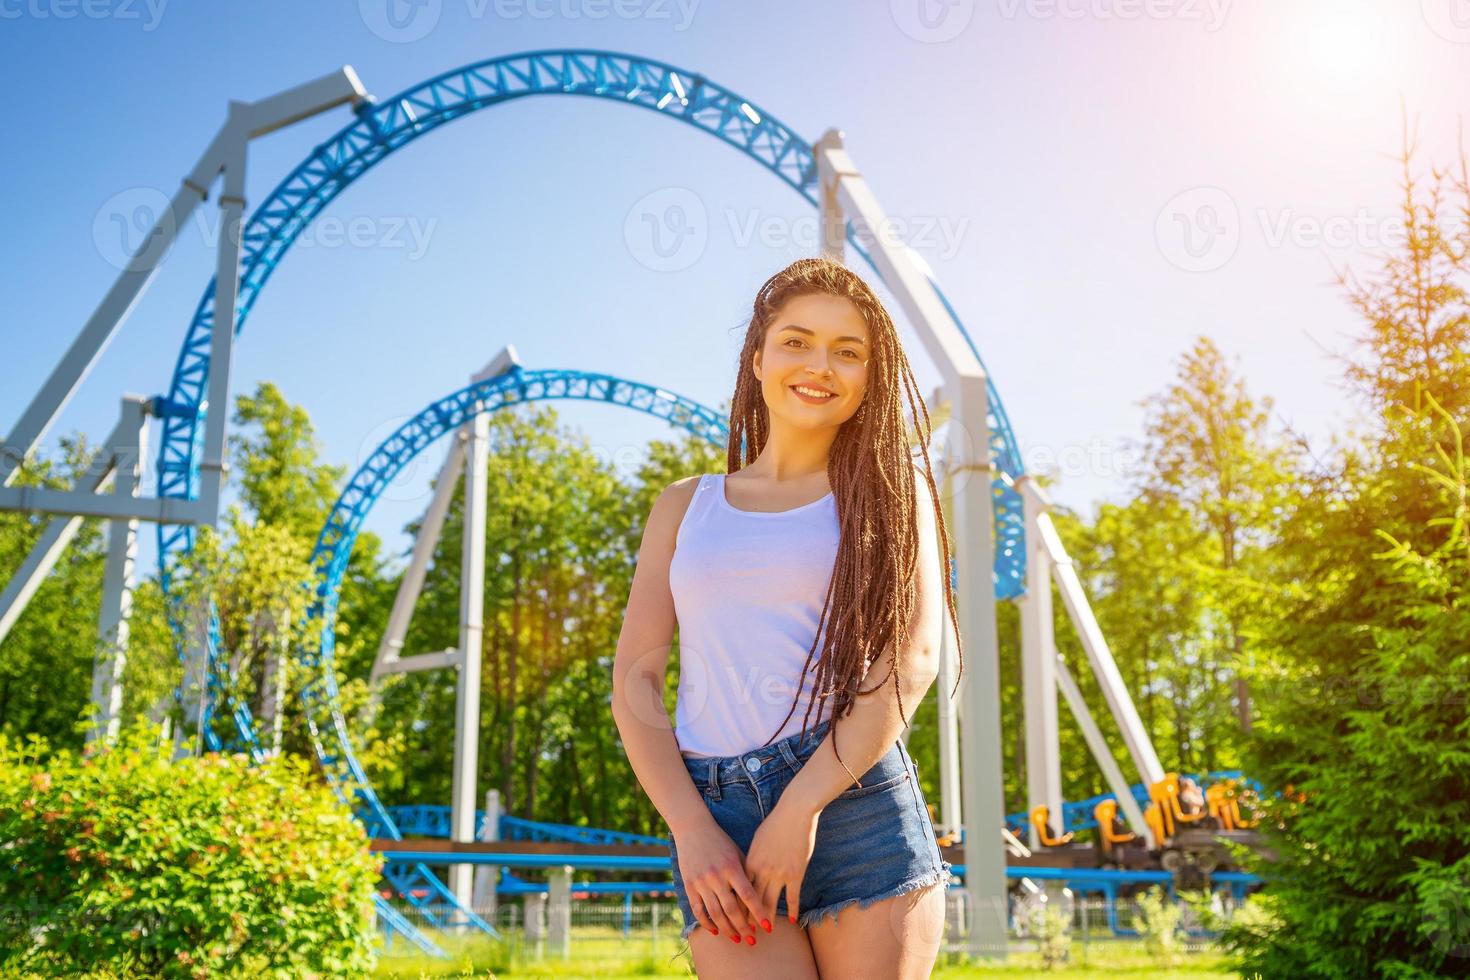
[778,324,868,346]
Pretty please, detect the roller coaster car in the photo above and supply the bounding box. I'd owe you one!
[1093,799,1135,855]
[1205,779,1258,830]
[1149,773,1214,838]
[1029,805,1074,847]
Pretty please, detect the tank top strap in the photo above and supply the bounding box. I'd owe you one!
[675,473,719,550]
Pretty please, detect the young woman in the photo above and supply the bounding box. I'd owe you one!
[611,256,966,978]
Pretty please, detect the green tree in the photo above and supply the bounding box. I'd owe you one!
[1228,128,1470,978]
[1130,336,1298,735]
[0,436,110,748]
[228,382,344,541]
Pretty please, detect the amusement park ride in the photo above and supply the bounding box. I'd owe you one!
[0,50,1261,960]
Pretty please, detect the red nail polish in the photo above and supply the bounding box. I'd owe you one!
[789,913,798,924]
[761,918,772,933]
[745,934,756,945]
[730,933,741,943]
[709,926,719,936]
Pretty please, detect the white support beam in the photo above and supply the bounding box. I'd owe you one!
[449,408,489,917]
[370,346,521,686]
[471,788,502,918]
[1019,482,1063,846]
[0,485,213,524]
[89,395,150,744]
[815,129,847,261]
[374,648,463,676]
[370,447,467,682]
[1054,656,1151,844]
[1024,481,1164,788]
[0,178,213,489]
[814,126,1007,959]
[175,603,211,759]
[193,108,249,530]
[0,68,369,495]
[934,447,964,843]
[0,415,127,646]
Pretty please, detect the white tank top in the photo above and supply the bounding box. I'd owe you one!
[669,472,840,758]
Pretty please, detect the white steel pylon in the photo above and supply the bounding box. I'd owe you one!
[814,127,1010,959]
[0,69,371,752]
[1008,473,1162,844]
[365,347,521,916]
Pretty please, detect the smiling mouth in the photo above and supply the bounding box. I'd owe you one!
[790,384,837,403]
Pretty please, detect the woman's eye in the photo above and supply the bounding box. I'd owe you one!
[785,339,860,358]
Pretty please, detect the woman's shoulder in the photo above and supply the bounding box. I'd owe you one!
[647,473,707,528]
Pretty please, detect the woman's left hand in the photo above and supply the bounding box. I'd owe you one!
[743,797,821,931]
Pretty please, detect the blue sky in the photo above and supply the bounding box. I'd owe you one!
[2,0,1468,575]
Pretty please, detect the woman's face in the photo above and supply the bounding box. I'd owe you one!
[753,292,871,430]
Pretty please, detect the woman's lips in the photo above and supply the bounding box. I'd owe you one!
[790,384,837,405]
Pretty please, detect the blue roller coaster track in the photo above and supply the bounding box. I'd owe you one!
[148,49,1033,950]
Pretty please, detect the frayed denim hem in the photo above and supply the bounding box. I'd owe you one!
[798,861,953,931]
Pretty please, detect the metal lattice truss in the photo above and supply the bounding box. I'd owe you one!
[102,51,1027,958]
[0,50,1172,962]
[308,369,722,830]
[151,50,1027,621]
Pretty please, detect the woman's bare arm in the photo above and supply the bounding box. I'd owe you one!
[611,477,769,940]
[778,466,946,817]
[610,477,711,838]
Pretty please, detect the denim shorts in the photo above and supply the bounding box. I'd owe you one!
[667,717,953,941]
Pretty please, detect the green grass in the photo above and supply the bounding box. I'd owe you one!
[372,928,1235,978]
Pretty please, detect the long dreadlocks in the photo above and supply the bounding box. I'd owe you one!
[727,256,966,787]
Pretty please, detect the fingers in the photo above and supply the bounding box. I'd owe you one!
[786,874,803,926]
[727,866,768,936]
[690,895,720,939]
[702,884,743,942]
[710,883,752,944]
[757,876,780,934]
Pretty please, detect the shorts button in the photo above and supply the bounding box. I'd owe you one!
[745,757,762,772]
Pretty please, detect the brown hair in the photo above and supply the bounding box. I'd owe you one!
[728,256,965,785]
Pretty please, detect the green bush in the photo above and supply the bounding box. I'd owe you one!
[1227,392,1470,978]
[1029,900,1072,969]
[0,723,382,978]
[1134,886,1182,966]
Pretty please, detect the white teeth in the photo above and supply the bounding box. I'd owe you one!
[792,386,834,398]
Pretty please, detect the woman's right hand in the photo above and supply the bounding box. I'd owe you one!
[674,818,768,944]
